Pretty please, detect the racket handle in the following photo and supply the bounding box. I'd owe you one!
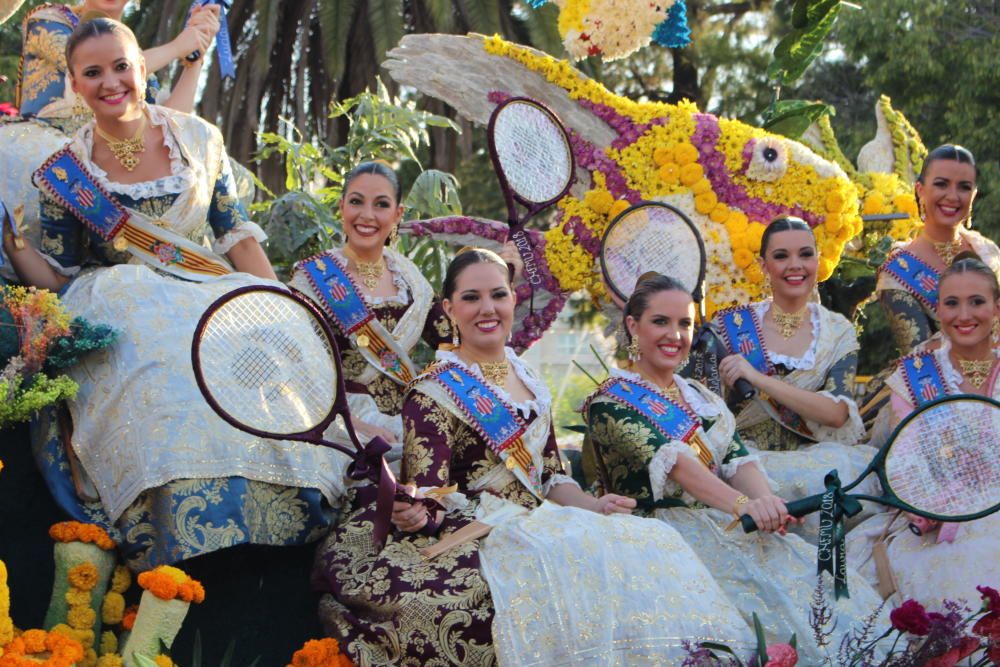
[732,378,756,402]
[739,494,825,533]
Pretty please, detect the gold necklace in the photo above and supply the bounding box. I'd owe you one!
[929,236,963,266]
[957,357,995,390]
[477,360,510,386]
[354,259,385,290]
[770,302,808,339]
[662,383,682,402]
[94,115,146,172]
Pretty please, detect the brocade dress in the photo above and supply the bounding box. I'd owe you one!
[876,231,1000,356]
[314,349,755,666]
[714,301,879,537]
[847,338,1000,608]
[586,370,888,663]
[30,105,343,571]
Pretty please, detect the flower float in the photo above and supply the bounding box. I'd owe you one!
[44,523,116,650]
[528,0,691,61]
[120,567,203,665]
[387,35,869,321]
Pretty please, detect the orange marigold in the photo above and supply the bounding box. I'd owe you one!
[0,628,84,667]
[137,566,204,603]
[68,563,99,592]
[287,638,354,667]
[49,522,114,550]
[121,606,138,631]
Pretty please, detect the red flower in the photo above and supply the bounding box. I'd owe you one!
[764,643,798,667]
[891,599,932,636]
[924,636,980,667]
[0,102,16,117]
[975,586,1000,642]
[980,586,1000,612]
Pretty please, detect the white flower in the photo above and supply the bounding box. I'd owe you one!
[745,137,789,182]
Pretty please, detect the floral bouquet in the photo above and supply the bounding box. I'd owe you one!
[0,285,118,428]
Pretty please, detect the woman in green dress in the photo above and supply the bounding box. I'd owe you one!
[586,273,888,662]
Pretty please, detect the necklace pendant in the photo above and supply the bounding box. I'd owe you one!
[958,358,993,390]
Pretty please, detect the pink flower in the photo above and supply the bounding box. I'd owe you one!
[0,102,17,116]
[890,599,932,636]
[764,643,797,667]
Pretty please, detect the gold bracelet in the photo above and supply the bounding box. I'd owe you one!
[725,495,750,532]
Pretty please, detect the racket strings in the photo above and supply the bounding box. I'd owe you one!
[885,401,1000,517]
[493,103,572,205]
[198,292,338,434]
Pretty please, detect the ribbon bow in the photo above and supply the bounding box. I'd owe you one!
[346,436,397,545]
[816,470,863,599]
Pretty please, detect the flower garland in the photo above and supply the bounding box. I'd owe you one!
[481,36,862,315]
[878,95,926,180]
[135,567,204,604]
[0,561,13,647]
[287,638,354,667]
[0,629,85,667]
[58,563,99,666]
[48,524,115,553]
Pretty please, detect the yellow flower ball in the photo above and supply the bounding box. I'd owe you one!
[818,257,836,282]
[694,191,718,215]
[68,563,99,592]
[862,191,886,215]
[101,591,125,625]
[0,616,14,645]
[820,239,840,261]
[823,213,844,234]
[110,567,131,595]
[68,605,97,631]
[733,248,754,269]
[674,143,699,165]
[83,647,98,667]
[746,223,765,253]
[609,199,631,218]
[65,588,91,607]
[97,655,125,667]
[836,223,854,243]
[584,189,614,215]
[709,203,731,224]
[691,178,713,195]
[679,163,704,186]
[653,146,674,166]
[826,190,846,213]
[99,630,117,656]
[658,163,680,186]
[154,654,176,667]
[893,194,919,218]
[729,231,749,251]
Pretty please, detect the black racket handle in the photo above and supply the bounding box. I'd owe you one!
[732,378,756,402]
[740,494,824,533]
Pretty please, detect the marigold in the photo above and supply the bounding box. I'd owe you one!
[743,263,764,284]
[99,630,117,656]
[67,605,97,632]
[679,163,703,186]
[674,143,699,165]
[153,656,175,667]
[746,223,765,253]
[101,591,125,625]
[694,191,718,215]
[652,146,673,166]
[733,248,754,269]
[22,629,47,653]
[690,178,713,195]
[608,199,630,218]
[137,566,205,603]
[68,563,99,592]
[96,656,124,667]
[65,588,91,607]
[709,203,731,224]
[49,522,115,550]
[658,163,679,185]
[121,606,138,631]
[110,567,131,594]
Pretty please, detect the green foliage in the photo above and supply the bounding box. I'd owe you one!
[46,317,120,370]
[253,80,462,277]
[763,99,835,139]
[769,0,843,86]
[0,373,77,428]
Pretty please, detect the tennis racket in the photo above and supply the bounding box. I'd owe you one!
[599,201,755,401]
[190,285,437,544]
[488,97,574,314]
[741,393,1000,532]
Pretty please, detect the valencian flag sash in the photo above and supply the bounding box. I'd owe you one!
[879,249,940,311]
[899,351,948,406]
[425,362,542,498]
[596,377,715,470]
[297,251,416,385]
[34,148,231,280]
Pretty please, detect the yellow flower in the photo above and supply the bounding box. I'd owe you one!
[862,191,885,215]
[709,203,731,224]
[101,591,125,625]
[694,191,718,215]
[583,188,614,215]
[66,588,91,607]
[110,566,131,594]
[825,190,846,213]
[818,257,836,282]
[746,223,765,253]
[68,563,99,592]
[653,146,673,166]
[608,199,631,218]
[691,178,713,195]
[743,262,764,284]
[68,605,97,631]
[733,248,754,269]
[154,655,176,667]
[658,163,679,186]
[823,213,843,234]
[97,655,125,667]
[99,630,118,655]
[679,163,704,186]
[674,143,699,165]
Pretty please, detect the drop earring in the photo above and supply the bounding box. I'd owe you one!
[451,319,460,348]
[627,336,640,362]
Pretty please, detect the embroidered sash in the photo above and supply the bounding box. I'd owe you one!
[297,251,417,385]
[34,148,232,281]
[716,305,772,375]
[879,249,940,311]
[717,304,819,440]
[899,351,948,406]
[424,362,542,498]
[597,378,715,470]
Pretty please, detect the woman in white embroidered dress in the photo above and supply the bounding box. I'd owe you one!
[848,254,1000,608]
[712,216,878,534]
[3,18,338,664]
[314,249,755,666]
[586,274,888,662]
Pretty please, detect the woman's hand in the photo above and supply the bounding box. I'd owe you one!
[354,419,399,445]
[719,354,764,389]
[593,494,636,515]
[738,495,796,534]
[905,512,939,535]
[177,4,220,59]
[498,241,524,284]
[391,485,429,533]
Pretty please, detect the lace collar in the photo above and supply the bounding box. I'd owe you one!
[934,336,1000,393]
[753,300,821,370]
[610,368,721,418]
[436,347,550,418]
[78,104,195,199]
[330,247,411,306]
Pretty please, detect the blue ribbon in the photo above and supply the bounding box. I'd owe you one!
[816,471,862,599]
[189,0,236,82]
